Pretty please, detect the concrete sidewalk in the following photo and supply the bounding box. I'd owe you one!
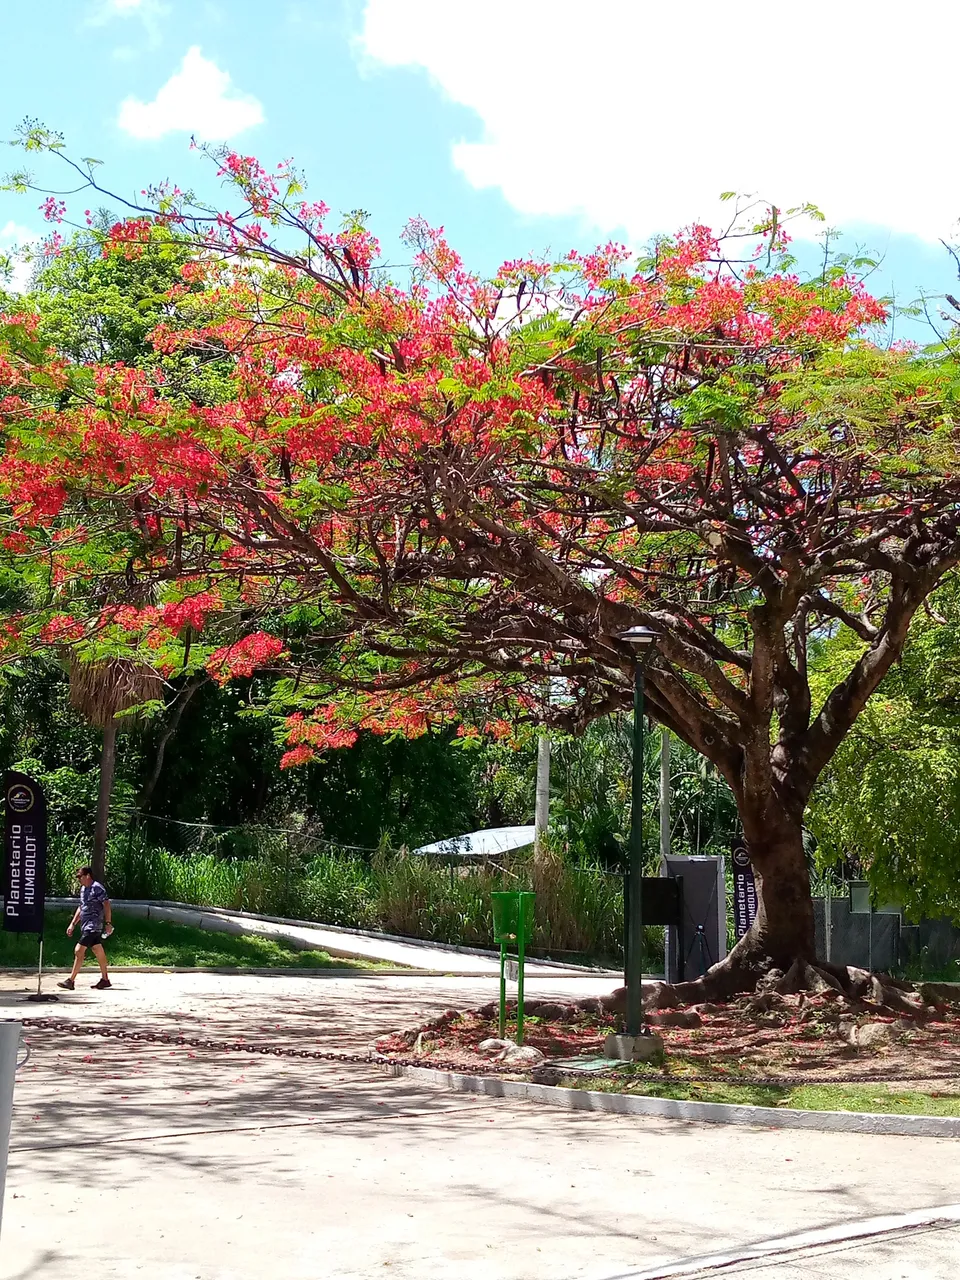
[1,972,959,1278]
[3,1021,960,1280]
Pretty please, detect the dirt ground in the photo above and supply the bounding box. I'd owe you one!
[376,990,960,1085]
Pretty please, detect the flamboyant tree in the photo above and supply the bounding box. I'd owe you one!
[3,125,960,992]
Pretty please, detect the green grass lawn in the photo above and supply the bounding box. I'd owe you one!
[0,909,383,970]
[567,1074,960,1116]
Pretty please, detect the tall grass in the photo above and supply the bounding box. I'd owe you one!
[45,830,643,964]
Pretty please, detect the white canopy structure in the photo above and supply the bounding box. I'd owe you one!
[412,825,536,860]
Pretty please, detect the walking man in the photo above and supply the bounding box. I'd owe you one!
[58,866,113,991]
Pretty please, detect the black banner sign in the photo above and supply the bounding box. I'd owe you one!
[3,771,47,934]
[732,840,758,941]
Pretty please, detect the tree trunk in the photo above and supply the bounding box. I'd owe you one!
[729,820,815,975]
[92,720,118,883]
[674,809,816,1000]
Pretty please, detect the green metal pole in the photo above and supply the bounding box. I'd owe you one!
[625,661,646,1036]
[517,930,525,1046]
[499,941,507,1038]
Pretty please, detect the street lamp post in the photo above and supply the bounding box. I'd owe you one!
[619,625,660,1037]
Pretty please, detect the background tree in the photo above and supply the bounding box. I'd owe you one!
[807,576,960,920]
[67,657,161,879]
[4,131,960,995]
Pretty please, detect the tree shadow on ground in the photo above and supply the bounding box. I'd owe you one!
[6,1023,959,1280]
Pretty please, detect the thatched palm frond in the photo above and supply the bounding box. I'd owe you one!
[68,657,163,731]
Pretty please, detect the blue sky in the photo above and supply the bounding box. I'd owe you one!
[2,0,958,338]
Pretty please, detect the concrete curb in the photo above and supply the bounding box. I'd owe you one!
[389,1064,960,1138]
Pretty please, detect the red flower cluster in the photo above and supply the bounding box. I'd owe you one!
[206,632,284,684]
[161,591,224,635]
[39,614,85,644]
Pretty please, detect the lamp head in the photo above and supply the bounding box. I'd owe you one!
[618,624,660,649]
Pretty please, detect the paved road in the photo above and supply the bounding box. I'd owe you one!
[1,972,958,1279]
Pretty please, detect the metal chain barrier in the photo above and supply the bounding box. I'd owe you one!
[13,1017,960,1090]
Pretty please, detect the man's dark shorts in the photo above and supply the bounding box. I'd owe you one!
[78,931,103,949]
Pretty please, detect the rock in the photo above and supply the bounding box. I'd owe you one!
[478,1038,514,1057]
[648,1009,702,1029]
[502,1044,545,1067]
[477,1038,544,1067]
[855,1018,906,1049]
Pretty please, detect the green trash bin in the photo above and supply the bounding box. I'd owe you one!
[491,891,535,1043]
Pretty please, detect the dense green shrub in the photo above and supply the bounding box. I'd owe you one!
[42,830,652,965]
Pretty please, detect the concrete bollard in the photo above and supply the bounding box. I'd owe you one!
[0,1022,21,1241]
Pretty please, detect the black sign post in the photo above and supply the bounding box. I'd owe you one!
[732,840,759,942]
[3,771,56,1001]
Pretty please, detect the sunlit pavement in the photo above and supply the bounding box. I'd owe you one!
[1,972,958,1279]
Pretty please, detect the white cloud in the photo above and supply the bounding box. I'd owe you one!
[88,0,169,39]
[89,0,166,20]
[118,46,264,141]
[0,222,40,294]
[358,0,960,244]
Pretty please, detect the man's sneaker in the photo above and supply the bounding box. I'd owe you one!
[57,978,75,990]
[92,978,111,990]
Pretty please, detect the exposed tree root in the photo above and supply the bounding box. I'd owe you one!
[591,959,960,1022]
